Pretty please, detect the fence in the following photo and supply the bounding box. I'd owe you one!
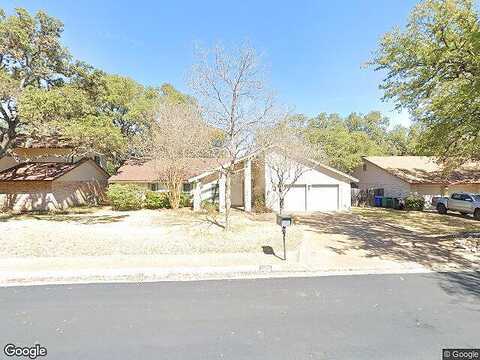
[351,188,377,207]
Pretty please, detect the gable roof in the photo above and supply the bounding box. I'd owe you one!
[109,158,222,183]
[363,156,480,185]
[0,159,105,181]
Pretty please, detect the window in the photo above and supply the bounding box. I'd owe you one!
[149,183,159,191]
[182,183,192,192]
[363,164,367,171]
[451,193,461,200]
[94,155,101,166]
[460,194,473,202]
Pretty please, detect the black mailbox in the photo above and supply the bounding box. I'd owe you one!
[276,214,292,227]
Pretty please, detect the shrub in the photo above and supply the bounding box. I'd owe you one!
[201,200,218,213]
[179,192,192,208]
[145,191,170,209]
[106,184,145,211]
[404,193,425,211]
[253,197,270,213]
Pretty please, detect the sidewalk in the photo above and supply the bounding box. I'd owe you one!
[0,241,433,286]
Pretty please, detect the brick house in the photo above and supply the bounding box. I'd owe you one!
[0,136,109,212]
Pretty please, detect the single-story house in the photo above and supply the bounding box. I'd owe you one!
[352,156,480,202]
[109,150,357,213]
[0,135,109,211]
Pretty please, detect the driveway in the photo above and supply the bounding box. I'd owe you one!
[298,207,480,271]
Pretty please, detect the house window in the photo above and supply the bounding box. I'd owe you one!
[94,155,101,166]
[183,183,192,192]
[149,183,159,191]
[363,164,367,171]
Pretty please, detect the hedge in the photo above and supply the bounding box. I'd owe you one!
[106,184,145,211]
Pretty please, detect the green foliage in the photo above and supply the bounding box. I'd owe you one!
[303,112,421,173]
[0,8,159,163]
[145,191,170,209]
[106,184,145,211]
[404,194,425,211]
[371,0,480,165]
[179,192,192,208]
[201,200,219,213]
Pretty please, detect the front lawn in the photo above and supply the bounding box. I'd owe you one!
[0,207,303,258]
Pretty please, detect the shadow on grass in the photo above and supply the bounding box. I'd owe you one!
[262,245,284,260]
[299,211,480,271]
[30,214,129,224]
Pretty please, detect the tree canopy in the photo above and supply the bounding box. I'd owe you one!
[300,111,420,173]
[371,0,480,166]
[0,7,161,165]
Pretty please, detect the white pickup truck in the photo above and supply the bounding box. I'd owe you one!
[436,192,480,220]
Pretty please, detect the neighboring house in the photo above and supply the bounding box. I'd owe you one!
[110,150,357,213]
[352,156,480,202]
[0,136,109,212]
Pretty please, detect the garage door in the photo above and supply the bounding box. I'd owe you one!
[284,184,306,212]
[307,185,339,211]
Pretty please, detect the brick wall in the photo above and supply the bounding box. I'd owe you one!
[0,180,106,212]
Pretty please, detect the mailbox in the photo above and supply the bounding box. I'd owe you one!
[276,214,292,227]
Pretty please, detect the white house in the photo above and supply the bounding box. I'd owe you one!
[111,150,357,213]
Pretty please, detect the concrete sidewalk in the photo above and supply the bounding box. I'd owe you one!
[0,244,432,286]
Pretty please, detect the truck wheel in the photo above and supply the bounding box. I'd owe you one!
[474,209,480,221]
[437,204,447,215]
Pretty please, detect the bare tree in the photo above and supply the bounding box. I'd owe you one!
[139,100,212,209]
[259,121,324,214]
[190,43,274,230]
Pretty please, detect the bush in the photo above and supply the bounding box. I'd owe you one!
[145,191,170,209]
[253,197,270,213]
[106,184,145,211]
[404,194,425,211]
[179,192,192,208]
[201,200,218,213]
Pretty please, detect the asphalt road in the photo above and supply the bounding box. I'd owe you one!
[0,272,479,360]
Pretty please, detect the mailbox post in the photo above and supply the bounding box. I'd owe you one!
[276,214,292,260]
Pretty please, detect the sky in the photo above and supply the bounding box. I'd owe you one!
[2,0,421,127]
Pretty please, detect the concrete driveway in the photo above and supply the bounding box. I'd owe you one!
[297,208,480,272]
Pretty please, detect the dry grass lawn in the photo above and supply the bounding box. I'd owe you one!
[352,207,480,234]
[0,207,303,258]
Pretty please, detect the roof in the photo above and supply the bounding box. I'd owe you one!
[109,158,222,183]
[0,159,100,181]
[13,134,72,149]
[363,156,480,185]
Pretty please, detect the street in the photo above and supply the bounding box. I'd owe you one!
[0,272,479,360]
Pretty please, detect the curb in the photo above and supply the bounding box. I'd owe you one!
[0,265,438,287]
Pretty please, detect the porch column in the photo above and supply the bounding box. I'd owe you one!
[219,172,226,213]
[193,181,201,212]
[244,159,252,212]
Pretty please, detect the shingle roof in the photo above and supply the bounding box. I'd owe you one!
[13,134,72,149]
[109,158,222,183]
[0,160,85,181]
[364,156,480,184]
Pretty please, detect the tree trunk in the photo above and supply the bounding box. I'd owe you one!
[224,171,232,231]
[279,195,284,215]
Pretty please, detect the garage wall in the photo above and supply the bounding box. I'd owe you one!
[264,152,352,212]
